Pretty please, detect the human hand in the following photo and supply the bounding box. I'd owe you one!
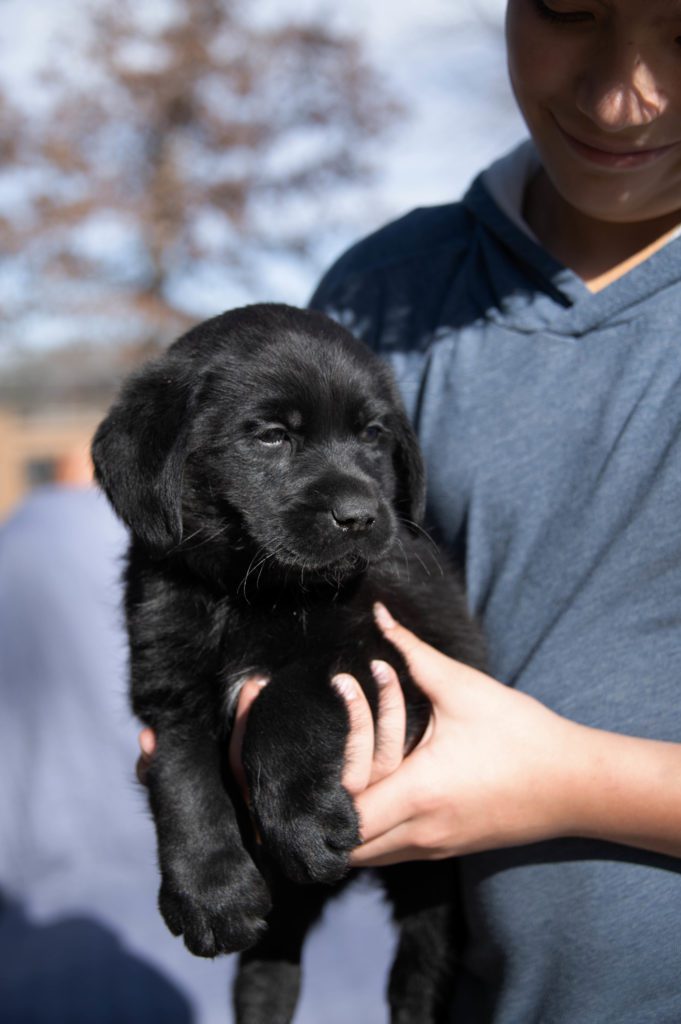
[136,677,269,798]
[344,604,584,867]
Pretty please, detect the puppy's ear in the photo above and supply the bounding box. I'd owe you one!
[91,359,195,554]
[391,410,427,528]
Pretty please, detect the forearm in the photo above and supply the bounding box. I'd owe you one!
[559,720,681,858]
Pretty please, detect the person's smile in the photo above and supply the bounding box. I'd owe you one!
[552,116,681,171]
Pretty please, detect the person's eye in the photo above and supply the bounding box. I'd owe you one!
[257,427,289,447]
[531,0,594,23]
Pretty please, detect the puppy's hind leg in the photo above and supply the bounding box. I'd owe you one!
[233,879,331,1024]
[381,861,462,1024]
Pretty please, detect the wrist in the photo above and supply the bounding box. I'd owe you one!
[484,707,593,850]
[550,720,681,857]
[523,712,593,845]
[551,718,611,840]
[542,716,644,843]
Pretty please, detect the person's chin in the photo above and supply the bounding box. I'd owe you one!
[534,138,664,224]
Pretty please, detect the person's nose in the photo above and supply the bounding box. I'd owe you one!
[576,45,668,132]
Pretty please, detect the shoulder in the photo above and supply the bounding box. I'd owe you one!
[308,142,541,352]
[310,203,474,310]
[309,201,482,357]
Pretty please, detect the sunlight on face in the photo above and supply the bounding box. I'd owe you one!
[505,0,681,225]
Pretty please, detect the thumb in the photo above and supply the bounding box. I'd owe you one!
[229,676,268,801]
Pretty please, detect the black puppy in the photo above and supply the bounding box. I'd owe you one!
[92,304,486,1024]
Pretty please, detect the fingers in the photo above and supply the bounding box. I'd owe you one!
[139,728,156,757]
[374,602,478,701]
[373,603,444,687]
[349,822,421,867]
[136,727,156,785]
[369,660,407,784]
[332,674,375,796]
[228,677,268,801]
[352,759,419,843]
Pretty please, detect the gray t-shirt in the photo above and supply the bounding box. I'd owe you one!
[310,152,681,1023]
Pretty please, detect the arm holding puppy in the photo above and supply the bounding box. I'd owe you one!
[335,604,681,865]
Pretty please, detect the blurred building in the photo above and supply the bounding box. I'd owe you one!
[0,338,162,519]
[0,408,101,517]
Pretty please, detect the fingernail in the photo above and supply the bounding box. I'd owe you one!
[370,660,393,686]
[332,674,357,700]
[373,602,396,631]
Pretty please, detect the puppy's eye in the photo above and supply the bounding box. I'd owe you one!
[257,428,289,446]
[360,423,383,443]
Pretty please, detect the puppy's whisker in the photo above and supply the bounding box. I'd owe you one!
[255,554,272,591]
[255,547,285,590]
[237,548,264,599]
[399,535,438,580]
[190,523,232,550]
[398,516,441,552]
[169,522,231,555]
[238,546,276,599]
[397,517,445,577]
[167,526,203,554]
[394,536,411,582]
[412,549,434,579]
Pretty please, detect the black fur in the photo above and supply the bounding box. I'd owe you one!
[92,303,486,1024]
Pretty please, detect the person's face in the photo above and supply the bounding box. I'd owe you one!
[506,0,681,225]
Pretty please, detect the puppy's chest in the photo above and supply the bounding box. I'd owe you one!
[215,590,385,705]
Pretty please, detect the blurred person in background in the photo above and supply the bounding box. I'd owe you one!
[0,448,195,1022]
[0,445,395,1021]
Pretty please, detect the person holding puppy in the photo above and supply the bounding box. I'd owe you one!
[141,0,681,1020]
[230,1,681,1020]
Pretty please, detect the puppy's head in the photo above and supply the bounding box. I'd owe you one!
[92,304,425,574]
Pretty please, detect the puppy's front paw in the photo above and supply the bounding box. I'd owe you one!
[256,781,361,885]
[159,849,271,957]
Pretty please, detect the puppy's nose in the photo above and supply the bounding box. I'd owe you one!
[331,499,377,533]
